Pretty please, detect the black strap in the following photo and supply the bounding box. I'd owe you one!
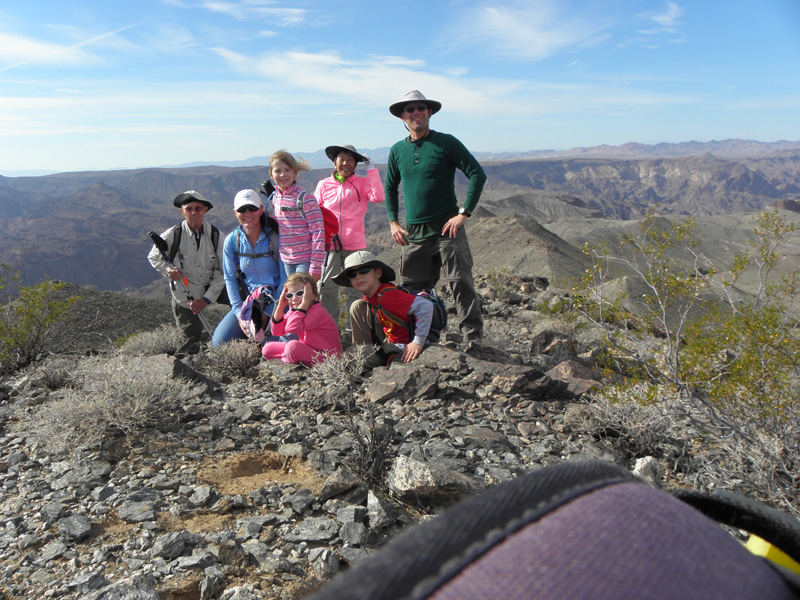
[168,224,220,263]
[277,191,307,220]
[674,489,800,564]
[167,224,182,263]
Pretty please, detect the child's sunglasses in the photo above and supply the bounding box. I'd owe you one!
[236,205,260,213]
[285,290,305,299]
[346,266,374,279]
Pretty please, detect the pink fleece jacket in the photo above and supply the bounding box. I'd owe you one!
[268,302,342,356]
[313,168,384,251]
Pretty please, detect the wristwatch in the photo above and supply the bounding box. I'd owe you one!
[458,207,472,217]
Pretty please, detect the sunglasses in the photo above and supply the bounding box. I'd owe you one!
[236,205,260,213]
[285,290,305,299]
[182,206,206,213]
[403,103,429,114]
[346,266,374,279]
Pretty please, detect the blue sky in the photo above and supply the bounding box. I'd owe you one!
[1,0,799,174]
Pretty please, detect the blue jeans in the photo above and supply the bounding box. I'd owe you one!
[211,307,283,346]
[284,262,310,278]
[211,308,245,346]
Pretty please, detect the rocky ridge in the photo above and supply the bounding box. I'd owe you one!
[0,275,685,600]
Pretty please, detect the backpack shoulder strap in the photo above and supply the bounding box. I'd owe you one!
[167,224,183,263]
[210,225,220,252]
[234,224,279,268]
[297,191,307,221]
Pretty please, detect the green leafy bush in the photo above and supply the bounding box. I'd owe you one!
[574,209,800,513]
[0,265,80,374]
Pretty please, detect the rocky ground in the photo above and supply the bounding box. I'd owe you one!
[0,275,679,600]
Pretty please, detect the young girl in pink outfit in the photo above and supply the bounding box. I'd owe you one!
[268,150,326,280]
[262,272,342,366]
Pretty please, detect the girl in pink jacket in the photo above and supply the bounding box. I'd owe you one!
[314,144,385,322]
[262,273,342,366]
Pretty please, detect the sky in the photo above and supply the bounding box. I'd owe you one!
[1,0,799,175]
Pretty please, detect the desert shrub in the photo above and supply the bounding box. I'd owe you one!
[340,403,396,486]
[14,354,200,454]
[0,265,81,374]
[588,385,800,518]
[307,347,369,387]
[691,430,800,518]
[485,267,514,296]
[585,384,688,458]
[199,339,262,378]
[31,356,82,390]
[574,209,800,511]
[118,324,186,356]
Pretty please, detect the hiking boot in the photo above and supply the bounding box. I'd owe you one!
[363,348,401,370]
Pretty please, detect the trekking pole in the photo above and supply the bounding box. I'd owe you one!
[148,231,214,335]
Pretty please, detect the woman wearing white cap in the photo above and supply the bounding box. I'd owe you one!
[211,189,287,346]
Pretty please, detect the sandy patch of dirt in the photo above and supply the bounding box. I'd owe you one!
[195,451,324,497]
[157,511,237,535]
[156,573,203,600]
[90,514,139,544]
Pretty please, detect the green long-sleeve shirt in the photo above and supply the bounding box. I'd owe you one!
[384,130,486,225]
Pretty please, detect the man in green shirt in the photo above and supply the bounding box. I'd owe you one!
[384,90,487,344]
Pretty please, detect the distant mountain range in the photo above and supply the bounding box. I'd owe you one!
[146,138,800,171]
[5,139,800,177]
[1,142,799,295]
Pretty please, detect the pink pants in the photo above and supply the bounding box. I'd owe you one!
[262,340,327,367]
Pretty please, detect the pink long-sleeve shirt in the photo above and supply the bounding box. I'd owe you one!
[271,183,326,276]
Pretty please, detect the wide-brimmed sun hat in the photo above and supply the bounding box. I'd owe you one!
[325,144,366,163]
[389,90,442,118]
[174,190,213,209]
[332,251,396,287]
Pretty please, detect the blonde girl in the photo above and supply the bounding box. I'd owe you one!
[268,150,326,280]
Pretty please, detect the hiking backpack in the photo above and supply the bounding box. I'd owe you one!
[237,285,277,342]
[309,460,800,600]
[371,285,448,344]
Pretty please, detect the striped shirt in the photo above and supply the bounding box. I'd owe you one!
[271,183,326,276]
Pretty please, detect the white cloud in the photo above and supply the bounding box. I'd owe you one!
[639,2,683,35]
[650,2,683,28]
[212,48,493,111]
[0,22,150,71]
[0,32,91,69]
[209,47,693,118]
[201,0,306,26]
[438,0,614,61]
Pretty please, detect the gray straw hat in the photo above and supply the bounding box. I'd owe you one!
[325,144,366,163]
[389,90,442,118]
[332,251,396,287]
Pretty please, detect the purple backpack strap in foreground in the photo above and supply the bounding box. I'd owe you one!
[309,460,800,600]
